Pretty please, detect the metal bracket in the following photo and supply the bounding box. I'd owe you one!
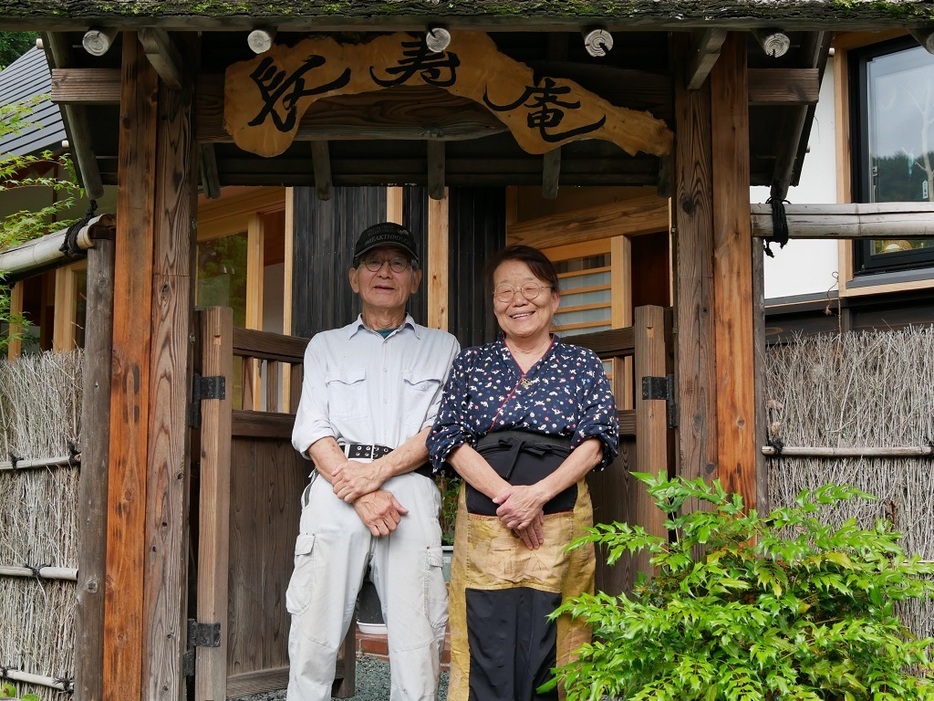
[641,374,678,429]
[188,373,227,428]
[187,618,222,648]
[182,649,195,677]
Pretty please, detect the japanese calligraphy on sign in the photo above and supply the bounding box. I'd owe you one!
[224,32,672,159]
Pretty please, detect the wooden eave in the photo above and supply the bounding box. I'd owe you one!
[1,0,933,32]
[36,26,836,196]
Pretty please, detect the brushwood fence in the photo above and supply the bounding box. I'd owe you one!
[764,326,934,639]
[0,351,82,701]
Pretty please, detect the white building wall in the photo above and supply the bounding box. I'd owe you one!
[755,56,841,301]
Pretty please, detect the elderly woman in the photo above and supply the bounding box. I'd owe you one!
[427,244,619,701]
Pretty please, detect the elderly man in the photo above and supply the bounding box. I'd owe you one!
[288,222,460,701]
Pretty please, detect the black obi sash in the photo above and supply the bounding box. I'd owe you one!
[466,430,577,516]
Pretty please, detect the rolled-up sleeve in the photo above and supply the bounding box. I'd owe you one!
[291,335,333,458]
[571,350,619,470]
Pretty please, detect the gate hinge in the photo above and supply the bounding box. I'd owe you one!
[188,373,227,428]
[188,618,222,648]
[182,649,195,677]
[641,374,678,429]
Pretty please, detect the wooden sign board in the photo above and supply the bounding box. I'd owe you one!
[224,31,673,158]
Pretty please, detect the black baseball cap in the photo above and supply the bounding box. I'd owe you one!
[352,222,419,267]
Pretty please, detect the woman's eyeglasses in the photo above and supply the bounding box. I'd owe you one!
[360,255,412,273]
[492,282,552,303]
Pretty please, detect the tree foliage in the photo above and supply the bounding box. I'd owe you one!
[0,32,37,70]
[0,96,83,351]
[548,472,934,701]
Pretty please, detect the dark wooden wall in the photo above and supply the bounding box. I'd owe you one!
[448,187,506,348]
[403,185,429,324]
[291,186,387,338]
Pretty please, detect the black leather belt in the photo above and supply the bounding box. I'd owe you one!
[340,442,392,460]
[338,443,433,479]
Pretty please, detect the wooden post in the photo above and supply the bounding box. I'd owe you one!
[710,33,756,510]
[7,281,23,359]
[671,34,719,485]
[105,32,158,701]
[195,308,233,701]
[74,235,115,701]
[141,32,198,700]
[633,305,669,573]
[427,188,449,331]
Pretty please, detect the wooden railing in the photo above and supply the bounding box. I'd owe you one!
[230,326,308,438]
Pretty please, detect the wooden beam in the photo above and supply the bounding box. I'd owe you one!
[507,194,669,249]
[51,68,122,104]
[909,28,934,55]
[427,140,445,201]
[138,27,183,90]
[106,31,157,701]
[711,32,756,510]
[311,141,333,201]
[750,201,934,239]
[686,28,727,90]
[746,68,819,105]
[82,27,119,56]
[74,235,114,701]
[672,33,719,486]
[141,31,197,700]
[41,33,105,200]
[769,32,832,200]
[199,143,221,199]
[542,148,561,200]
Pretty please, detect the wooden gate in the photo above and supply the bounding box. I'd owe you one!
[192,307,354,701]
[189,303,672,698]
[580,305,674,594]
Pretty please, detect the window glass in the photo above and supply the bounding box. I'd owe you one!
[854,40,934,273]
[553,254,611,336]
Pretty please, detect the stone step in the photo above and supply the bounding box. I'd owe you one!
[355,624,451,670]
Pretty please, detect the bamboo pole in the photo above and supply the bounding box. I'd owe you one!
[0,454,79,472]
[750,202,934,239]
[762,445,934,458]
[0,565,78,581]
[0,668,72,692]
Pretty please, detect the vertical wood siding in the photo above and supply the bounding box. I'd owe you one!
[291,186,387,338]
[448,187,506,348]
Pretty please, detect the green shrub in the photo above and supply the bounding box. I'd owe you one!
[549,472,934,701]
[0,681,39,701]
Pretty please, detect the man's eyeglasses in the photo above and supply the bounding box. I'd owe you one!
[492,282,552,304]
[360,255,413,273]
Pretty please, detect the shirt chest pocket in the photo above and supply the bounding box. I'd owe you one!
[325,367,368,420]
[402,369,443,419]
[402,369,443,395]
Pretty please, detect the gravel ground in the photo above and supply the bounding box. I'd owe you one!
[230,656,449,701]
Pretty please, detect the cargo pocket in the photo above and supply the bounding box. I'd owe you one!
[285,534,317,616]
[424,546,449,634]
